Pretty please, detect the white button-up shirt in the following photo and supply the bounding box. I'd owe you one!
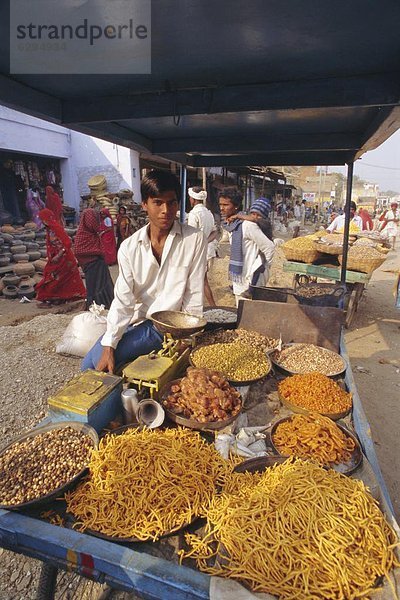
[228,221,275,296]
[101,221,207,348]
[327,214,363,233]
[187,204,216,260]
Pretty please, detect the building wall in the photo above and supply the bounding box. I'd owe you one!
[0,106,141,214]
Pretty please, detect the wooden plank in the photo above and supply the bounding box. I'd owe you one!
[283,261,370,284]
[237,299,343,352]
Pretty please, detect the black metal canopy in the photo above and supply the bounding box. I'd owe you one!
[0,0,400,167]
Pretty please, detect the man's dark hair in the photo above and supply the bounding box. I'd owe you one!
[218,187,243,209]
[141,169,181,202]
[350,201,357,211]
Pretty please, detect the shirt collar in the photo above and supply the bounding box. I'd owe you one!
[137,220,183,247]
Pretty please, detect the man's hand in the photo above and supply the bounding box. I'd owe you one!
[96,346,115,374]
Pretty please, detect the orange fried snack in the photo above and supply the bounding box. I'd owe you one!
[272,413,355,466]
[278,372,352,415]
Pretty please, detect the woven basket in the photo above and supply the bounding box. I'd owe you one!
[313,241,343,256]
[282,246,321,264]
[338,255,386,274]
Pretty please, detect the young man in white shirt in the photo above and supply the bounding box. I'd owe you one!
[327,201,363,233]
[219,188,275,301]
[380,201,399,249]
[82,170,207,374]
[187,186,217,306]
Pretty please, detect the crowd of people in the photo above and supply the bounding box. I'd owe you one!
[32,169,398,372]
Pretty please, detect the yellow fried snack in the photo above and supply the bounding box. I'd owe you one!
[272,413,356,466]
[180,459,400,600]
[278,372,352,414]
[66,428,231,541]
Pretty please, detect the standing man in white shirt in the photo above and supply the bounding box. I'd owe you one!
[219,188,275,302]
[187,186,217,306]
[327,201,363,233]
[82,170,207,374]
[380,201,399,249]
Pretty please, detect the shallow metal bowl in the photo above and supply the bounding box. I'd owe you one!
[150,310,207,338]
[271,343,346,378]
[0,421,98,511]
[270,415,362,475]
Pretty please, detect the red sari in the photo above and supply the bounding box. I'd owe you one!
[36,209,86,302]
[45,186,64,225]
[100,208,117,265]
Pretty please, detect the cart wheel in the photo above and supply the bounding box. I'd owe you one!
[345,283,364,328]
[36,563,58,600]
[293,274,310,289]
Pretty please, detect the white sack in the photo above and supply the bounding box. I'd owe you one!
[56,302,108,358]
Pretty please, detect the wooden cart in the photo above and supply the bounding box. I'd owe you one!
[283,261,371,328]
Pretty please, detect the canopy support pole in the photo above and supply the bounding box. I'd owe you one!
[179,165,187,224]
[341,161,354,283]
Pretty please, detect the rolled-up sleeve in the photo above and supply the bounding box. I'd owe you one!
[101,243,136,348]
[181,231,207,315]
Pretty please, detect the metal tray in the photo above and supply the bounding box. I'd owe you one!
[270,416,362,475]
[234,455,288,474]
[271,343,346,378]
[189,344,272,386]
[67,425,208,543]
[160,378,242,431]
[203,306,238,331]
[0,421,98,511]
[278,390,352,421]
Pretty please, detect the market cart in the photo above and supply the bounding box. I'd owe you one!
[283,261,372,328]
[0,302,397,600]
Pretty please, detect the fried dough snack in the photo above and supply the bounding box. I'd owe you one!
[272,413,356,466]
[163,367,241,422]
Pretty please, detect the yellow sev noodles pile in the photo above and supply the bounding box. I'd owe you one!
[65,428,230,541]
[181,459,400,599]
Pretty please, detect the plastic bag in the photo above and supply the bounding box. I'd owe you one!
[56,302,108,358]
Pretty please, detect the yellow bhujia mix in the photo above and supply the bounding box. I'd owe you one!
[66,428,230,541]
[272,413,356,466]
[181,459,400,599]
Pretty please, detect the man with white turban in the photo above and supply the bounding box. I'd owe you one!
[187,186,217,306]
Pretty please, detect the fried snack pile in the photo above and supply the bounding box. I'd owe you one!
[272,413,356,466]
[66,428,230,541]
[279,372,352,415]
[273,343,345,375]
[163,367,241,422]
[181,459,400,599]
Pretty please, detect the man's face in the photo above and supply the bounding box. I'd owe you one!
[391,203,398,211]
[143,190,179,231]
[219,196,238,219]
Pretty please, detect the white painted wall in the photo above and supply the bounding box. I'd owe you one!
[0,106,141,215]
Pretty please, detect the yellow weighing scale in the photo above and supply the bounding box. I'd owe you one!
[123,335,192,398]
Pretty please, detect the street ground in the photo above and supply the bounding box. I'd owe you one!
[0,233,399,598]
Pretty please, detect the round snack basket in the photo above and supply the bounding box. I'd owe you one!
[160,378,242,431]
[278,388,352,421]
[294,282,348,308]
[312,240,344,255]
[282,245,321,264]
[0,421,98,511]
[203,306,238,331]
[271,343,347,379]
[269,415,362,475]
[338,254,386,274]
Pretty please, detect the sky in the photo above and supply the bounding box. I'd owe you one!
[330,129,400,194]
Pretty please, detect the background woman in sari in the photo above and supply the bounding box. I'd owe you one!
[116,205,133,249]
[45,185,64,225]
[99,207,117,265]
[36,208,86,307]
[74,208,114,309]
[26,186,45,229]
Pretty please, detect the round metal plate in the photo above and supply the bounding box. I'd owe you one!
[149,310,207,338]
[189,345,272,385]
[278,390,352,421]
[270,416,363,475]
[271,343,346,378]
[0,421,98,511]
[160,379,242,431]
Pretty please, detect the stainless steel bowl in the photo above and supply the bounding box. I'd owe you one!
[150,310,207,338]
